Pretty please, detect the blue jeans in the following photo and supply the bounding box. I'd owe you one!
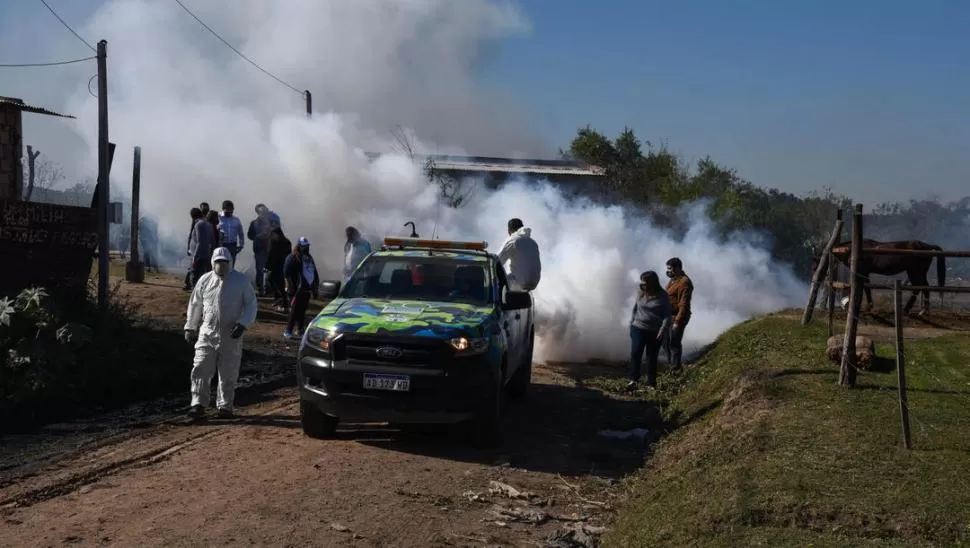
[630,325,662,386]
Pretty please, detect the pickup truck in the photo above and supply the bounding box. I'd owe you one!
[296,237,535,445]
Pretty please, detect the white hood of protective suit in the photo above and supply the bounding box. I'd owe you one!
[498,227,541,291]
[185,247,258,350]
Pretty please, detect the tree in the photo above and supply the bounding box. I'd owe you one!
[424,158,475,209]
[21,147,64,201]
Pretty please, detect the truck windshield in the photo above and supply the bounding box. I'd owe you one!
[342,255,492,306]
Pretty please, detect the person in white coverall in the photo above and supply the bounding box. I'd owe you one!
[343,226,373,282]
[498,217,541,291]
[184,247,259,419]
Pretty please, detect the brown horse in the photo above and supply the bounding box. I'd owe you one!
[811,239,946,315]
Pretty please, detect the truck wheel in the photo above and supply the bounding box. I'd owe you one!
[470,370,503,448]
[300,400,338,439]
[508,332,534,400]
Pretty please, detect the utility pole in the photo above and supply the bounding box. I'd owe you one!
[96,39,110,310]
[304,90,312,117]
[125,146,144,283]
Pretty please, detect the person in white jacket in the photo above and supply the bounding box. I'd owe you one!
[498,218,541,291]
[343,226,373,282]
[184,247,259,419]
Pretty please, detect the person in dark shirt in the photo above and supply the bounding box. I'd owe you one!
[266,227,292,311]
[283,237,319,339]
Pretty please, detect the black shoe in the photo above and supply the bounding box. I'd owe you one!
[187,405,205,419]
[216,409,234,419]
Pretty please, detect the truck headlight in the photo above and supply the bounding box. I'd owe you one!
[304,327,337,351]
[450,336,488,355]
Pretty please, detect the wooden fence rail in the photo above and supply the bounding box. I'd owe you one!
[828,281,970,294]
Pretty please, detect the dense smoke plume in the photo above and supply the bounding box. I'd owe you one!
[36,0,803,361]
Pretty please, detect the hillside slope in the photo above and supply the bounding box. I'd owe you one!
[605,313,970,546]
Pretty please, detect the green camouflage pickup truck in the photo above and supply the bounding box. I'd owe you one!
[296,237,535,446]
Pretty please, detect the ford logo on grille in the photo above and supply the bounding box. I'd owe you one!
[375,346,403,359]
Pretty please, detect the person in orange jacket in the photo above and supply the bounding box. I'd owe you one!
[664,257,694,373]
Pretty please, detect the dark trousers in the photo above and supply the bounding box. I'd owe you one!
[287,291,312,334]
[191,260,211,288]
[183,270,192,288]
[666,317,690,370]
[268,270,287,308]
[630,325,662,386]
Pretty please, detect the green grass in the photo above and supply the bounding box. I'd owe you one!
[603,314,970,547]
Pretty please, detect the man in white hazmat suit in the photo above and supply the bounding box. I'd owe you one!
[184,247,259,419]
[343,226,373,282]
[498,218,541,291]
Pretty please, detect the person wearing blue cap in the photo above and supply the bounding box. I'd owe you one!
[282,237,320,339]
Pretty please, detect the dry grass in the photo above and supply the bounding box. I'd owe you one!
[602,313,970,547]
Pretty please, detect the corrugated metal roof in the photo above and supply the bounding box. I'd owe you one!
[364,152,605,177]
[0,96,75,119]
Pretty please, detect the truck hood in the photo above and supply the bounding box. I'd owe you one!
[310,298,493,339]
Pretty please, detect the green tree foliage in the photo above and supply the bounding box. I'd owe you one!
[566,125,970,277]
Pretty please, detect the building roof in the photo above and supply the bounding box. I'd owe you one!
[365,152,605,177]
[0,96,75,119]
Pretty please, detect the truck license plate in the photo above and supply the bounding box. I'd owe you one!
[362,373,410,392]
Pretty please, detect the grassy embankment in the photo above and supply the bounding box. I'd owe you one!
[602,313,970,547]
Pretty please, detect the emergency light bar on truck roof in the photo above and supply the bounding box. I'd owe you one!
[382,237,488,252]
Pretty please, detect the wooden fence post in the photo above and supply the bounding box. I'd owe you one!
[839,204,863,388]
[803,209,844,324]
[827,252,837,337]
[893,279,912,449]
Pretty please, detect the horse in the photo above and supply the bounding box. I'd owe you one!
[811,239,946,316]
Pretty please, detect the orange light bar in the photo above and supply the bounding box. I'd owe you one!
[383,237,488,251]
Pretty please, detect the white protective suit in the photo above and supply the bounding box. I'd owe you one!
[343,237,373,282]
[498,226,542,291]
[184,247,259,411]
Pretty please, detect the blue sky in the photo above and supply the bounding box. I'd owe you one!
[487,0,970,202]
[2,0,968,203]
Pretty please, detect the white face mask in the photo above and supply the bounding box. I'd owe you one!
[214,262,230,277]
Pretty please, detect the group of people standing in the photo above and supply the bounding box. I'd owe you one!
[628,257,694,391]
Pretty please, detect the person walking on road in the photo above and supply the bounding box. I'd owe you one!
[217,200,245,267]
[498,218,541,292]
[284,237,320,339]
[247,203,282,296]
[266,227,292,312]
[183,207,201,290]
[187,207,215,288]
[664,257,694,373]
[184,247,258,419]
[628,270,672,391]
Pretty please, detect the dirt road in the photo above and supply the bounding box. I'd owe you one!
[0,274,658,547]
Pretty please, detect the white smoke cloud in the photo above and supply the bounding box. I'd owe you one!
[23,0,803,361]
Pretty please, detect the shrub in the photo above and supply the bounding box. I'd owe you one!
[0,283,191,433]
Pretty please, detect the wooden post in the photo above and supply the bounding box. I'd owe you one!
[96,39,110,311]
[839,204,863,388]
[827,251,837,337]
[304,90,312,117]
[25,146,40,201]
[893,279,912,449]
[802,209,844,324]
[125,146,144,283]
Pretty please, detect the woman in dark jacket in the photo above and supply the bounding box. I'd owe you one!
[282,237,320,339]
[628,270,672,391]
[205,210,220,242]
[266,227,292,311]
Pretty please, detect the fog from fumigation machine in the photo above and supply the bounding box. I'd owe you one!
[53,0,804,362]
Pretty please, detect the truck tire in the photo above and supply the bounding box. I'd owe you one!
[300,400,338,439]
[470,364,504,447]
[508,331,534,400]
